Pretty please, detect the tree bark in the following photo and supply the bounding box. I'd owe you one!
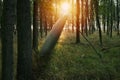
[39,2,43,38]
[116,0,119,35]
[106,0,110,35]
[76,0,80,43]
[72,0,74,32]
[94,0,103,46]
[110,0,113,38]
[0,0,2,24]
[1,0,15,80]
[17,0,32,80]
[81,0,84,34]
[85,0,88,36]
[33,0,39,51]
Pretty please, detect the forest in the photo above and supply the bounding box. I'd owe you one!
[0,0,120,80]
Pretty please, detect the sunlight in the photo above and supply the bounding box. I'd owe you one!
[60,2,70,15]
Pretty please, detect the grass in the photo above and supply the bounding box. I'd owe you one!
[36,31,120,80]
[0,30,120,80]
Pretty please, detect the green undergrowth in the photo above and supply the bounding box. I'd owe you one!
[33,31,120,80]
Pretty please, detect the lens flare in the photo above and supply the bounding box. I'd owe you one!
[60,2,70,15]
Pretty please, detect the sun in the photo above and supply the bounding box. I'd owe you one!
[60,2,70,15]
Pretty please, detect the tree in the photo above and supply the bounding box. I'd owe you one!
[116,0,119,35]
[17,0,32,80]
[39,0,43,38]
[44,14,48,36]
[81,0,84,34]
[94,0,103,46]
[101,0,107,33]
[33,0,39,51]
[106,0,110,35]
[76,0,80,43]
[0,0,2,24]
[85,0,88,36]
[1,0,15,79]
[110,0,113,38]
[89,0,95,34]
[71,0,75,32]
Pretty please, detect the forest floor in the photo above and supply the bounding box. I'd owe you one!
[36,30,120,80]
[0,30,120,80]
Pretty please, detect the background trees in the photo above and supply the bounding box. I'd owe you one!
[0,0,120,80]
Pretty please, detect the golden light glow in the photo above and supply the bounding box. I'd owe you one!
[60,2,70,15]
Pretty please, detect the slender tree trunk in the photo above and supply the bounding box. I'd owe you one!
[94,0,103,46]
[39,4,43,38]
[76,0,80,43]
[44,15,47,36]
[110,0,113,38]
[17,0,32,80]
[81,0,84,34]
[116,0,119,35]
[0,0,2,25]
[89,0,95,34]
[103,14,106,33]
[55,0,58,21]
[0,0,2,37]
[50,15,53,30]
[33,0,39,51]
[103,0,106,33]
[1,0,15,80]
[85,0,88,36]
[72,0,74,32]
[106,0,110,35]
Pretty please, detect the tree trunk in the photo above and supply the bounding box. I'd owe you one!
[1,0,15,79]
[85,0,88,36]
[116,0,119,35]
[39,3,43,38]
[33,0,39,51]
[44,15,47,36]
[17,0,32,80]
[89,0,95,34]
[106,0,110,35]
[94,0,103,46]
[110,0,113,38]
[102,0,106,33]
[76,0,80,43]
[102,14,106,33]
[0,0,2,37]
[0,0,2,24]
[81,0,84,34]
[72,0,74,32]
[55,0,58,21]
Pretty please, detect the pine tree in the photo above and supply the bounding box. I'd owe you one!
[76,0,80,43]
[33,0,39,51]
[94,0,103,46]
[17,0,32,80]
[116,0,119,35]
[1,0,15,79]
